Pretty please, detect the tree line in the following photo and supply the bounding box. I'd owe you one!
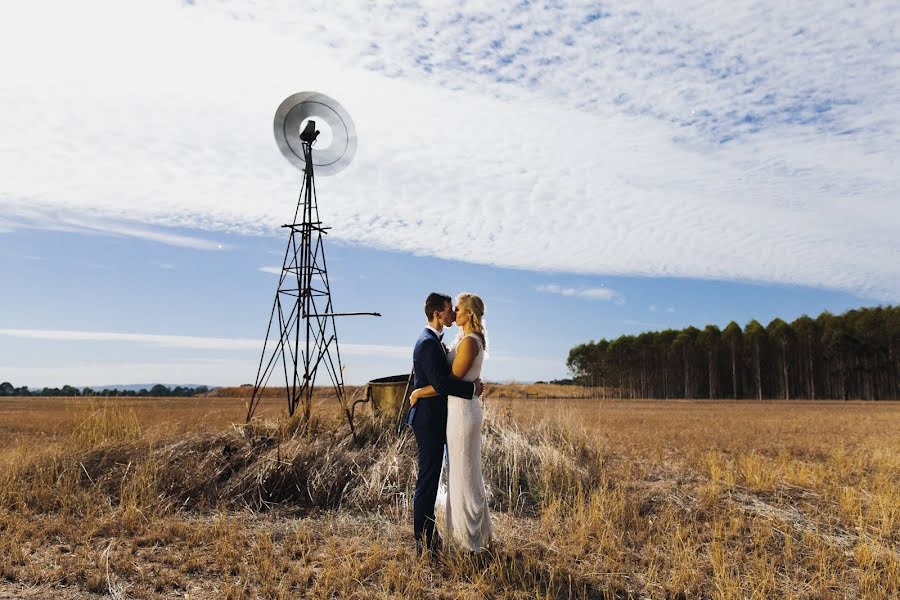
[566,306,899,400]
[0,383,210,397]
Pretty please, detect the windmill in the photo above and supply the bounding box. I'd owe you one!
[246,92,379,430]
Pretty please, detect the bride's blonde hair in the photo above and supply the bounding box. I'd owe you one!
[455,292,488,352]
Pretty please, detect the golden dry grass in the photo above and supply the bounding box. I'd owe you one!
[0,391,898,599]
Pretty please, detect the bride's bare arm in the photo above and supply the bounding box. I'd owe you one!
[451,337,478,378]
[409,384,437,406]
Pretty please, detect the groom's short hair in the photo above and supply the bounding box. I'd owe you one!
[424,292,452,320]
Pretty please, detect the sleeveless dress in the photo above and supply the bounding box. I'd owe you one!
[445,333,493,551]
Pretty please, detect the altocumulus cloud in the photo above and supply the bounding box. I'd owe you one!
[536,284,622,303]
[1,1,898,300]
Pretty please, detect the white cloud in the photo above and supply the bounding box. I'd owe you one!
[1,1,898,299]
[259,266,283,275]
[536,284,622,303]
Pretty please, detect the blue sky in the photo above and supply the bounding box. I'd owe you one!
[0,1,897,387]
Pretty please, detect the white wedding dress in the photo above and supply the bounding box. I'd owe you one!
[444,333,492,551]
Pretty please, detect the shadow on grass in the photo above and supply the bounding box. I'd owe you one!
[437,546,632,600]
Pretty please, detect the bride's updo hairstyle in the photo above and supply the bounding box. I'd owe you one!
[456,292,488,352]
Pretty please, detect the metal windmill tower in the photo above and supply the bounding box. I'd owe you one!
[245,92,379,426]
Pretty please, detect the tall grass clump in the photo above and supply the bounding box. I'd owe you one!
[70,411,603,521]
[482,412,606,515]
[2,401,605,525]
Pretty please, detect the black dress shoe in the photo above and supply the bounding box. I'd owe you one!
[431,534,444,553]
[416,534,443,558]
[467,549,492,567]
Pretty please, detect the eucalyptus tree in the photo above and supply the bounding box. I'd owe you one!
[744,320,766,400]
[566,342,596,385]
[791,315,819,399]
[636,331,656,398]
[888,306,900,398]
[593,339,611,397]
[721,321,743,399]
[673,327,701,398]
[820,312,855,400]
[850,306,890,399]
[767,318,794,400]
[699,325,722,399]
[655,329,679,399]
[608,336,636,398]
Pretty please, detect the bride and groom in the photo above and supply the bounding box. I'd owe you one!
[406,292,492,557]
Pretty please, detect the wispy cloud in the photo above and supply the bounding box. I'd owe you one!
[536,284,623,303]
[621,319,666,329]
[2,208,226,251]
[0,328,409,357]
[1,354,564,388]
[0,328,566,385]
[1,2,897,298]
[259,266,282,276]
[110,224,226,251]
[0,328,259,350]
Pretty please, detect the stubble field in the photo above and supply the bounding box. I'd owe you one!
[0,388,898,599]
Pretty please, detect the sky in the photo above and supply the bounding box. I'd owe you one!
[0,1,898,388]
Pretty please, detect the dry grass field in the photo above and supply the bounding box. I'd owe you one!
[1,388,898,599]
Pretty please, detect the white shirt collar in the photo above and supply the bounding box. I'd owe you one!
[425,325,443,339]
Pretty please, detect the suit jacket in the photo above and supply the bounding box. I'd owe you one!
[407,328,476,429]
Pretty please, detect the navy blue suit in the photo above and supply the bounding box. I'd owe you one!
[408,328,475,547]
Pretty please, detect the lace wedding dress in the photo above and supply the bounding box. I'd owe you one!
[444,333,492,551]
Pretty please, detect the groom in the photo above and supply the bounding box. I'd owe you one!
[408,292,483,556]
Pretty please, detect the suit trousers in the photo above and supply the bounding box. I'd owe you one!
[411,398,447,545]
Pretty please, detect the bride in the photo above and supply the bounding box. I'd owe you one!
[409,292,493,552]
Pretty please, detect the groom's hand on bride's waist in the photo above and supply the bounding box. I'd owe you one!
[474,378,484,398]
